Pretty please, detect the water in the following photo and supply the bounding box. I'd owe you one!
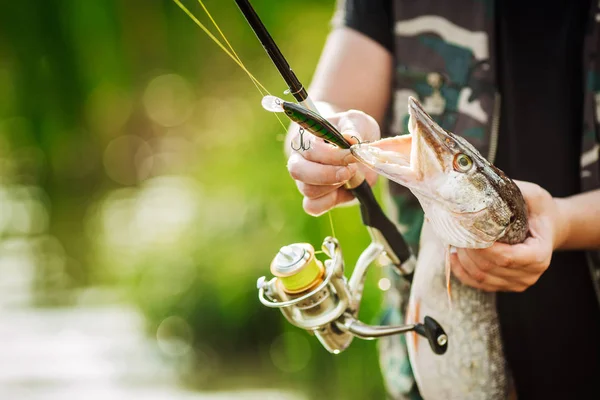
[0,304,305,400]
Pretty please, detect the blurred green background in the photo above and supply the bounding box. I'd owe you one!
[0,0,390,398]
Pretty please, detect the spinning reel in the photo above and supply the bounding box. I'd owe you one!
[257,236,448,355]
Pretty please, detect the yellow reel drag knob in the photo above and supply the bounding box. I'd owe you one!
[270,243,324,294]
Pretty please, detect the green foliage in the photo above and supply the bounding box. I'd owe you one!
[0,0,390,398]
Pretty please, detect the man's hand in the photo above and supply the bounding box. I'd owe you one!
[281,25,393,217]
[450,181,569,292]
[286,109,381,216]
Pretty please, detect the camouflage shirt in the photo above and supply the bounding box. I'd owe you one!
[384,0,600,301]
[335,1,600,399]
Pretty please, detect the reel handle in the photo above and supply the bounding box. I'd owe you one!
[414,316,448,355]
[338,314,448,355]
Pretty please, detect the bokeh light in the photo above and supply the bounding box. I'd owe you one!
[269,331,312,373]
[143,74,195,128]
[156,316,193,357]
[378,277,391,291]
[103,135,154,185]
[85,83,133,137]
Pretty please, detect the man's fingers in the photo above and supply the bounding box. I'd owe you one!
[451,255,516,292]
[296,181,343,200]
[327,109,381,143]
[467,237,547,269]
[302,188,355,216]
[288,152,358,185]
[293,138,357,165]
[289,108,382,167]
[454,251,487,282]
[513,180,547,212]
[458,249,544,286]
[451,260,497,292]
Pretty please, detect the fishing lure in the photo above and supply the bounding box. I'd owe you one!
[261,95,351,150]
[291,127,311,151]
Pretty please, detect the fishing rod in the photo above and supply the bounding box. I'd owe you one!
[233,0,414,276]
[235,0,448,355]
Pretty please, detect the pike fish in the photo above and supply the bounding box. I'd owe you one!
[350,97,529,400]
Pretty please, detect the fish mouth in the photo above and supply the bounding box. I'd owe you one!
[350,96,452,186]
[407,96,452,163]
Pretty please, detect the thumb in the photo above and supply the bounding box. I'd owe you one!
[342,131,365,146]
[337,117,361,143]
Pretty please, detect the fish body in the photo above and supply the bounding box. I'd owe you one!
[407,221,510,399]
[350,97,528,399]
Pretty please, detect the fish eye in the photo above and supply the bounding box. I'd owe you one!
[285,110,293,116]
[453,153,473,172]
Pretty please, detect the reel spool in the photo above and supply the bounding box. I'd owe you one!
[270,243,325,294]
[257,236,448,355]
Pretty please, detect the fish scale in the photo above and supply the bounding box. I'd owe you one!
[407,221,511,399]
[350,97,527,400]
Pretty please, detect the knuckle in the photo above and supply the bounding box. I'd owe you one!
[536,251,551,267]
[346,109,378,131]
[287,155,308,181]
[287,164,302,181]
[498,254,512,267]
[474,257,493,271]
[334,166,352,182]
[469,281,485,290]
[535,256,548,267]
[346,109,367,119]
[342,152,358,166]
[483,260,496,271]
[453,265,472,286]
[292,141,315,160]
[472,269,487,283]
[524,275,539,287]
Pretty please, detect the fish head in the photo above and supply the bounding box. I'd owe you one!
[350,97,528,248]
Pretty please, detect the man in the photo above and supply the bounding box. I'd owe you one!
[284,0,600,399]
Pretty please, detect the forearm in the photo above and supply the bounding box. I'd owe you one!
[555,189,600,250]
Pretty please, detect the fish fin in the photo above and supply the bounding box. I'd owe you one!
[406,298,420,354]
[445,245,453,310]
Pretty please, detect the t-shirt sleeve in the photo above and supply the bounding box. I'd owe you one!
[331,0,394,54]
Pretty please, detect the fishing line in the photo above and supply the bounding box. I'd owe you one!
[172,0,264,91]
[195,0,314,157]
[172,0,338,237]
[328,212,336,238]
[196,0,269,101]
[172,0,290,133]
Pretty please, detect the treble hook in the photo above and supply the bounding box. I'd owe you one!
[291,127,311,151]
[351,135,370,146]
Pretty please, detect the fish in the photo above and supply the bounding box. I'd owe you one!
[349,97,529,400]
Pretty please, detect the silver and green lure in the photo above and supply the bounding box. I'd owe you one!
[261,95,351,149]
